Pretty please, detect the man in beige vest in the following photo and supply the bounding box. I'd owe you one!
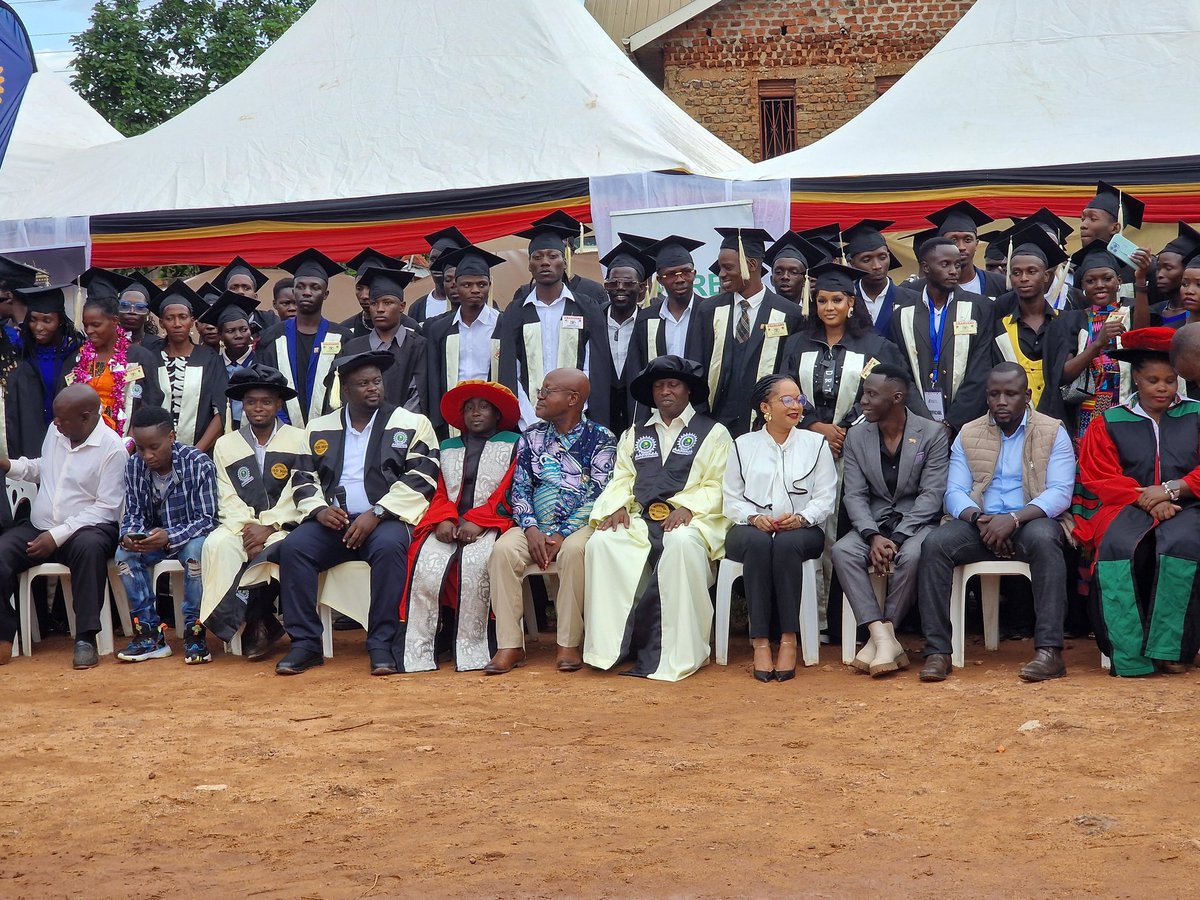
[917,363,1076,683]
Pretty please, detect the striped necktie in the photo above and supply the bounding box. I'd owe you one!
[735,299,751,344]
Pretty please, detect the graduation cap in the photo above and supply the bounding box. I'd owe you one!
[516,210,591,277]
[197,290,259,328]
[841,220,901,270]
[346,248,405,284]
[326,349,394,387]
[980,229,1011,262]
[424,226,470,256]
[0,255,43,290]
[277,248,344,283]
[908,227,943,260]
[16,283,71,320]
[195,281,222,306]
[214,256,268,292]
[599,241,655,282]
[1184,246,1200,272]
[927,200,993,236]
[119,273,162,304]
[798,224,841,262]
[438,244,505,279]
[226,364,297,402]
[643,235,704,272]
[715,227,774,281]
[1007,224,1069,269]
[1085,181,1145,230]
[764,232,826,269]
[1016,207,1072,246]
[809,261,863,295]
[358,266,418,299]
[1070,242,1124,279]
[76,267,133,300]
[150,280,205,317]
[615,232,658,253]
[1161,222,1200,259]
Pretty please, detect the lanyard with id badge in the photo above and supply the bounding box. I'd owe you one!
[925,305,949,422]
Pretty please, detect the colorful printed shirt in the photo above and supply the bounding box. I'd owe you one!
[511,417,616,536]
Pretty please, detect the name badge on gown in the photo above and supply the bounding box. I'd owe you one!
[319,339,340,355]
[561,315,584,330]
[125,364,145,381]
[953,319,977,336]
[924,390,945,422]
[764,321,788,338]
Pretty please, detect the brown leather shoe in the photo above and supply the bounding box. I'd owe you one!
[484,648,526,675]
[919,653,952,682]
[556,645,583,672]
[1019,647,1066,682]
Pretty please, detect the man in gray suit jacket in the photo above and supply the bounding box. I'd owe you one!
[832,364,949,677]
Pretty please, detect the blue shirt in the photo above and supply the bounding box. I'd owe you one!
[944,415,1075,519]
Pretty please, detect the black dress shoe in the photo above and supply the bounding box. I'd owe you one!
[369,650,399,676]
[275,647,324,675]
[332,615,362,631]
[1019,647,1066,682]
[72,640,99,670]
[245,617,285,662]
[919,654,952,682]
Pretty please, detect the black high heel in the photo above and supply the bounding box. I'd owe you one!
[754,668,776,682]
[773,668,796,682]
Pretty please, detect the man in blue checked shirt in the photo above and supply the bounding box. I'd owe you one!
[485,368,616,675]
[115,405,218,664]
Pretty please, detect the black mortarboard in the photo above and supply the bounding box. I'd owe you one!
[1070,242,1124,279]
[1007,224,1069,269]
[516,210,590,254]
[0,255,42,290]
[763,232,826,269]
[16,283,71,319]
[226,364,298,402]
[195,281,222,306]
[198,290,258,328]
[1184,247,1200,271]
[708,260,721,277]
[150,280,205,317]
[347,248,405,284]
[1161,222,1200,259]
[424,226,470,256]
[980,230,1010,262]
[644,235,704,272]
[599,241,655,282]
[120,273,161,303]
[1017,207,1072,246]
[909,227,942,260]
[437,244,505,279]
[277,248,344,283]
[927,200,993,236]
[797,224,841,262]
[214,256,268,292]
[715,227,773,261]
[809,261,862,294]
[77,267,133,300]
[841,219,901,269]
[615,232,658,253]
[327,349,394,387]
[1084,181,1145,230]
[358,266,418,299]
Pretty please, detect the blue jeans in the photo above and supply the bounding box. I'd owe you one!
[115,536,207,631]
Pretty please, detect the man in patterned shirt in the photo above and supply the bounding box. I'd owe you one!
[485,368,616,674]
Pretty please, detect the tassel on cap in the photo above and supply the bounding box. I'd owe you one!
[1005,236,1013,291]
[1048,261,1068,306]
[738,233,750,282]
[800,273,812,318]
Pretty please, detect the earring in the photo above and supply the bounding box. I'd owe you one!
[764,410,773,423]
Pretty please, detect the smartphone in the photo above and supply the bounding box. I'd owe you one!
[125,532,148,542]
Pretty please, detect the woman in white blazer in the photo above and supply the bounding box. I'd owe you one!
[723,374,837,681]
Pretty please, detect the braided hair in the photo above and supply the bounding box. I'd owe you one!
[749,373,797,431]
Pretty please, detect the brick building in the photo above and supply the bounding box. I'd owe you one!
[587,0,977,162]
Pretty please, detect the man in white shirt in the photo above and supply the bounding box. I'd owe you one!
[0,384,126,668]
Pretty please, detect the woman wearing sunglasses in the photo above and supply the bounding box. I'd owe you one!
[723,374,837,681]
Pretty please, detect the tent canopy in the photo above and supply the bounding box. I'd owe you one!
[9,0,747,266]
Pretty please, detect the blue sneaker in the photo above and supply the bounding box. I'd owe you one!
[184,623,212,665]
[117,620,172,662]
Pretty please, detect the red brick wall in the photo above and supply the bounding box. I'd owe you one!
[658,0,977,161]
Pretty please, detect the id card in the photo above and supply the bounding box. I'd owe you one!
[319,339,341,356]
[561,315,584,330]
[953,319,977,336]
[124,363,145,381]
[764,321,788,338]
[1107,305,1129,327]
[860,357,880,379]
[1106,233,1139,267]
[923,390,945,422]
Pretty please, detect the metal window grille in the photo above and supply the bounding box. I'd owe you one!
[758,80,796,160]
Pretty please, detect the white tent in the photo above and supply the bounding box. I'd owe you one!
[740,0,1200,180]
[9,0,747,221]
[0,71,122,204]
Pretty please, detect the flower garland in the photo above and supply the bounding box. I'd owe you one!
[72,327,132,436]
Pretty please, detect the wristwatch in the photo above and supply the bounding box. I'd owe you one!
[372,504,390,519]
[969,510,982,526]
[1163,481,1181,502]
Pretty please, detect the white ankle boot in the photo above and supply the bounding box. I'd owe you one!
[868,621,907,677]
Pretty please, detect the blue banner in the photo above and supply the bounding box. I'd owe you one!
[0,1,35,169]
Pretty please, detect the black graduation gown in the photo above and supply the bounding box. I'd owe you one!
[697,288,801,437]
[250,308,279,335]
[779,328,910,428]
[904,266,1007,301]
[422,310,501,432]
[256,318,354,426]
[855,279,901,337]
[343,328,429,415]
[511,274,607,308]
[889,287,996,430]
[990,302,1078,425]
[624,298,707,425]
[4,348,77,458]
[407,292,456,326]
[155,343,229,446]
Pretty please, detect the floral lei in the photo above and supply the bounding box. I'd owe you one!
[72,326,131,435]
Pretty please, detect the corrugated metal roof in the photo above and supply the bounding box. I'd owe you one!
[585,0,697,45]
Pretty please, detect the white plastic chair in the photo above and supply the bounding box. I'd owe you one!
[841,572,889,666]
[225,561,355,658]
[17,563,116,657]
[949,560,1031,668]
[714,557,819,667]
[107,558,188,638]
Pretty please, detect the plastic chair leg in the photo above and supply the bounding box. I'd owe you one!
[714,561,738,666]
[319,604,334,658]
[950,567,966,669]
[800,560,819,667]
[981,575,1001,652]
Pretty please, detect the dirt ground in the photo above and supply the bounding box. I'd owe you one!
[1,625,1198,899]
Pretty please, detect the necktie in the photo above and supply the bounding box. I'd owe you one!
[736,299,751,344]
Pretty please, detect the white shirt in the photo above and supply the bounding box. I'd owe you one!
[423,292,449,320]
[734,284,767,316]
[659,301,694,358]
[859,280,890,324]
[607,310,636,378]
[455,304,500,382]
[524,284,571,371]
[252,420,281,473]
[646,404,694,462]
[339,410,378,515]
[959,267,986,296]
[722,427,837,527]
[921,287,949,333]
[8,419,126,547]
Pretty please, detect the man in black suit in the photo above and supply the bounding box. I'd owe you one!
[510,210,607,308]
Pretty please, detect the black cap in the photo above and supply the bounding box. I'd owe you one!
[516,210,589,254]
[150,280,205,317]
[347,248,405,284]
[708,260,721,277]
[358,266,418,299]
[1016,207,1072,246]
[714,227,774,261]
[763,231,826,270]
[927,201,993,236]
[1007,225,1069,269]
[327,350,394,387]
[841,220,901,270]
[599,241,655,282]
[797,224,841,262]
[198,290,258,328]
[16,283,71,319]
[1085,181,1145,230]
[277,248,344,283]
[226,364,298,402]
[1161,222,1200,259]
[0,255,42,290]
[77,267,133,300]
[1070,242,1124,279]
[120,273,162,303]
[424,226,470,256]
[980,229,1010,262]
[629,355,708,408]
[438,244,505,279]
[909,227,943,260]
[643,235,704,272]
[809,261,862,294]
[214,256,269,292]
[195,281,222,306]
[1184,247,1200,272]
[615,232,658,252]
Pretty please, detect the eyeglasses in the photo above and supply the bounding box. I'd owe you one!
[772,395,805,408]
[119,301,149,313]
[603,279,641,291]
[536,387,576,399]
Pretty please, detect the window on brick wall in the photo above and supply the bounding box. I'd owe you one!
[758,79,796,160]
[875,75,901,97]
